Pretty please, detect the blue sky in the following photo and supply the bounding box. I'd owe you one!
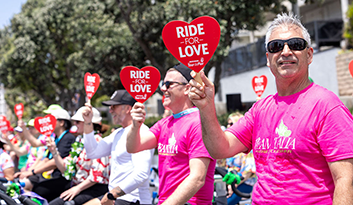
[0,0,28,29]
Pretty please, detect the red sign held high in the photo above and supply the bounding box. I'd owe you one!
[14,103,24,120]
[162,16,220,73]
[84,73,100,100]
[120,66,160,103]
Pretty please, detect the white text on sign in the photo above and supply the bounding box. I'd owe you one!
[255,77,264,83]
[38,117,51,124]
[40,125,53,133]
[176,23,209,58]
[87,76,96,83]
[130,70,151,93]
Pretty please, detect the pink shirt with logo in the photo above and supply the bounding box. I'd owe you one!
[227,83,353,204]
[150,109,216,205]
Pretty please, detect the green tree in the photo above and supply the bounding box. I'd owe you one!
[0,0,295,112]
[344,1,353,48]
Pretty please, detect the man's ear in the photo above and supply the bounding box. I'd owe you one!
[184,84,191,95]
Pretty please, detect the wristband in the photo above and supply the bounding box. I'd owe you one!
[85,122,92,125]
[31,169,35,176]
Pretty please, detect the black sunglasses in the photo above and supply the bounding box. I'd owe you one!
[267,38,308,53]
[161,81,187,89]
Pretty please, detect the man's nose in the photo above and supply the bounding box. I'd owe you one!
[281,43,293,56]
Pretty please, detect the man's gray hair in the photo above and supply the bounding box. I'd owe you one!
[265,13,311,50]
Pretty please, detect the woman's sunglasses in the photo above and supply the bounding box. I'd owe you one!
[267,38,308,53]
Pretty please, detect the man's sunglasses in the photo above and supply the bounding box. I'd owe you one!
[161,81,187,89]
[267,38,309,53]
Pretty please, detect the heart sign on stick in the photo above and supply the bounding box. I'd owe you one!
[0,119,9,134]
[120,66,161,103]
[162,16,221,73]
[0,115,7,122]
[349,60,353,78]
[34,114,56,137]
[252,75,268,98]
[84,73,100,100]
[14,103,24,120]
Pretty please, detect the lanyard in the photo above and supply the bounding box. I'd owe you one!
[173,107,198,119]
[48,130,68,159]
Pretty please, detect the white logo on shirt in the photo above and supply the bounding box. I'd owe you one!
[158,133,178,155]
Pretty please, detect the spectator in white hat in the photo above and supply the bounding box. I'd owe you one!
[47,106,110,205]
[17,108,76,202]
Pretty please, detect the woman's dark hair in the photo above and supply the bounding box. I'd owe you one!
[0,141,5,149]
[59,119,72,130]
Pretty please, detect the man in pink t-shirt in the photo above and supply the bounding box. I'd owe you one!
[189,13,353,204]
[127,64,216,205]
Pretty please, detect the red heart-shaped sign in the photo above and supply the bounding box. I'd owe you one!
[34,114,57,137]
[162,16,221,73]
[252,75,268,97]
[349,60,353,78]
[120,66,161,103]
[84,72,100,100]
[0,119,9,134]
[14,103,24,120]
[0,115,7,122]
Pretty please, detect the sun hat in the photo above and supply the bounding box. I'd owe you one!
[51,109,71,121]
[43,104,63,114]
[27,119,35,127]
[71,106,102,124]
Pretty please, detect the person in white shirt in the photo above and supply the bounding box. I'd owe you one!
[82,90,154,205]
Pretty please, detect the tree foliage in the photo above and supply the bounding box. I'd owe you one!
[0,0,293,115]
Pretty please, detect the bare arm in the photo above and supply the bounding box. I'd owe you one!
[18,120,43,147]
[329,158,353,205]
[189,71,248,159]
[162,157,210,205]
[3,167,14,181]
[3,134,28,157]
[60,179,97,201]
[127,102,158,153]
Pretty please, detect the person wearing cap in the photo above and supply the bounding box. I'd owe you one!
[17,108,76,202]
[47,106,110,205]
[188,13,353,204]
[127,63,216,205]
[81,90,153,205]
[0,133,15,181]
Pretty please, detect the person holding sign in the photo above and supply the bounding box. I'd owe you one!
[188,13,353,204]
[18,108,76,202]
[127,63,216,205]
[82,90,153,205]
[47,106,110,205]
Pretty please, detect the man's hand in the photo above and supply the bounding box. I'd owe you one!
[188,70,215,110]
[130,102,146,127]
[100,193,115,205]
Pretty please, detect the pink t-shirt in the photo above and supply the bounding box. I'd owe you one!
[150,109,216,205]
[227,83,353,204]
